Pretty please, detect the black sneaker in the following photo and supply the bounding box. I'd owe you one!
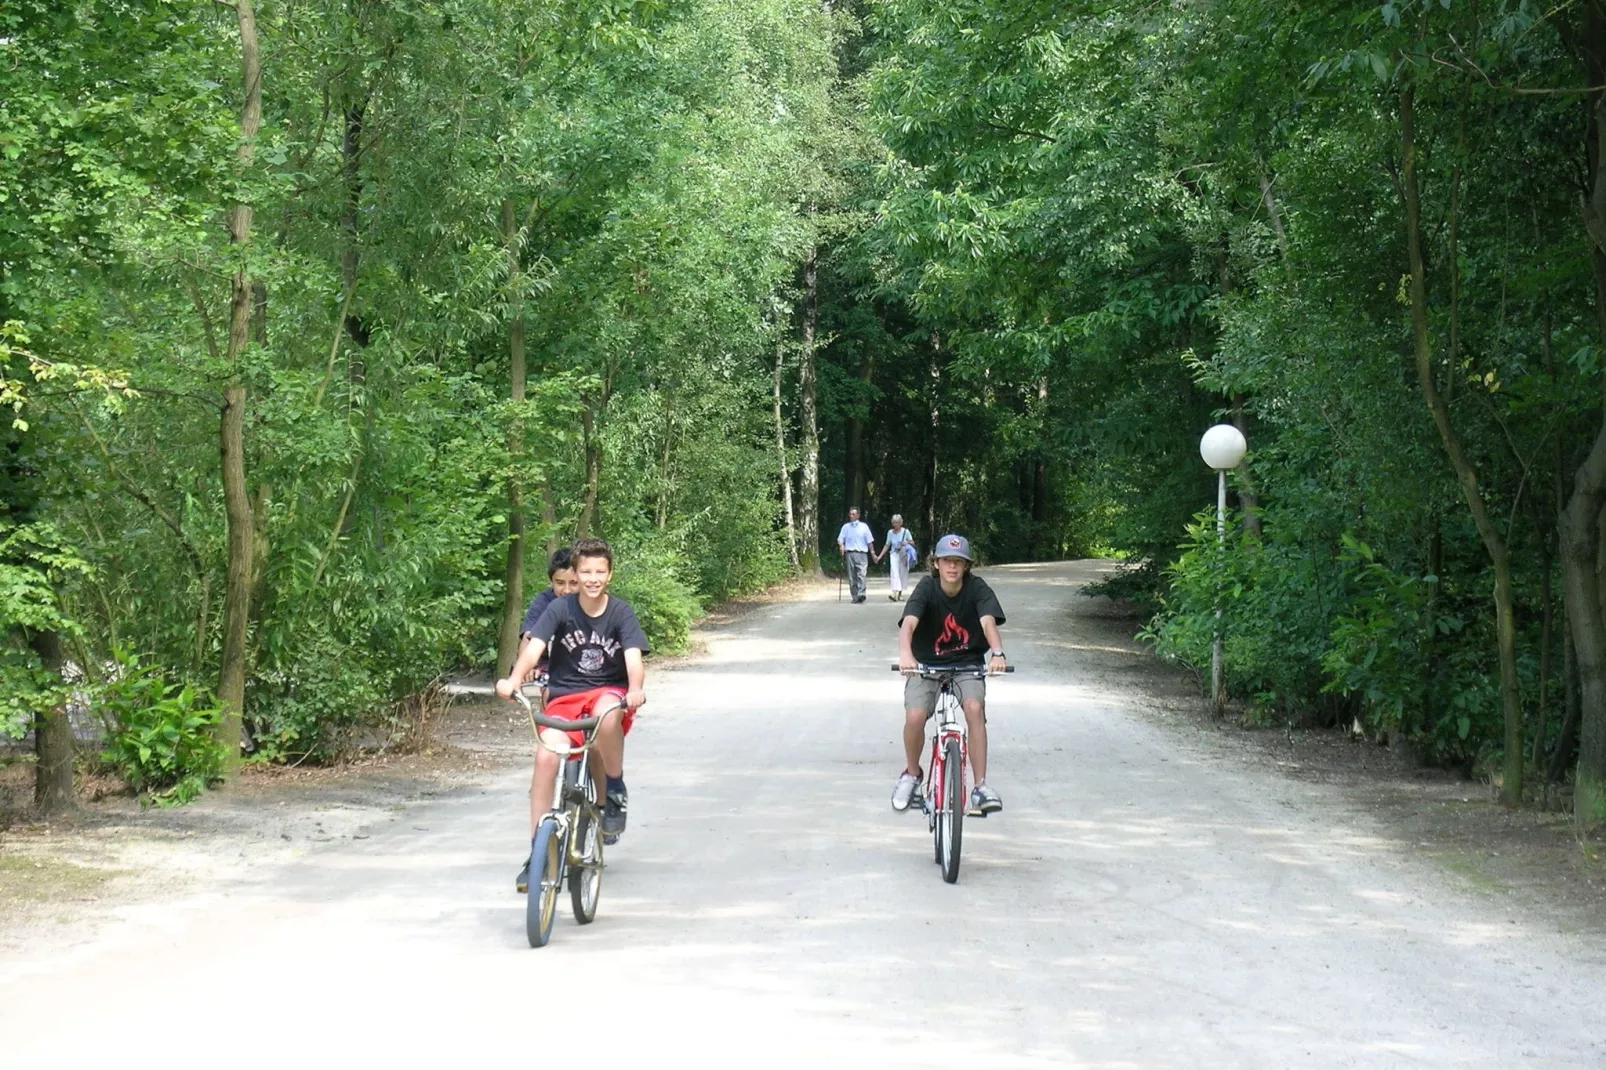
[602,783,628,842]
[515,854,531,894]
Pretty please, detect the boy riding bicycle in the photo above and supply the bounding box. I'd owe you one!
[892,533,1007,816]
[496,538,649,891]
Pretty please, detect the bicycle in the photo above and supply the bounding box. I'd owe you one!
[513,687,606,948]
[891,662,1014,884]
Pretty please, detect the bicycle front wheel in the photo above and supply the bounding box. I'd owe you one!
[939,738,964,883]
[527,817,563,948]
[569,804,603,924]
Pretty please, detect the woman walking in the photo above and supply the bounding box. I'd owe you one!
[875,514,916,601]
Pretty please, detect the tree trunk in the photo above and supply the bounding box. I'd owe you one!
[1400,86,1523,805]
[576,403,602,541]
[30,628,74,814]
[1258,160,1294,273]
[1029,377,1050,560]
[845,354,874,515]
[1562,437,1606,821]
[542,480,559,558]
[1230,399,1263,542]
[496,199,527,679]
[341,102,367,347]
[1561,4,1606,825]
[773,342,801,572]
[796,248,823,575]
[216,0,263,763]
[1552,623,1583,783]
[1534,531,1556,770]
[922,335,940,542]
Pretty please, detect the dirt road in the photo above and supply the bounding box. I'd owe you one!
[3,562,1603,1067]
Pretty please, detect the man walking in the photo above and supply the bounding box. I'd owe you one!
[837,507,874,604]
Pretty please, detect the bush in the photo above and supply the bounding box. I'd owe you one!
[609,539,704,655]
[249,630,381,763]
[99,652,228,806]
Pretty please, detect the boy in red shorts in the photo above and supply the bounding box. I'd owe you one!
[496,538,649,890]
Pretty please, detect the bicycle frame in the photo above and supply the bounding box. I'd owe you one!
[522,690,603,868]
[920,681,969,823]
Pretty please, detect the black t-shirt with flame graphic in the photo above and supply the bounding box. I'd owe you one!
[899,573,1005,667]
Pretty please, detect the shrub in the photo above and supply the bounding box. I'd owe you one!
[608,539,703,655]
[99,652,228,806]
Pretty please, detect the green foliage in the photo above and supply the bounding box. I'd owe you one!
[99,652,228,806]
[859,0,1602,782]
[0,523,89,739]
[609,538,704,656]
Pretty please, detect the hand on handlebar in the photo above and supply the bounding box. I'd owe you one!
[898,652,919,675]
[625,688,646,710]
[988,652,1008,677]
[495,676,516,700]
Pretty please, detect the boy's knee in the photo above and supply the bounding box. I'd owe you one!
[962,700,986,722]
[905,707,931,728]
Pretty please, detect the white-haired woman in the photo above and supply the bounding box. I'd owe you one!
[874,514,915,601]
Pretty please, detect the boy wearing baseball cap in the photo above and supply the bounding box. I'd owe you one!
[892,533,1008,815]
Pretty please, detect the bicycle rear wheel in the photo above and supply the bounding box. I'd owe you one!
[569,803,603,924]
[939,737,963,883]
[527,817,563,948]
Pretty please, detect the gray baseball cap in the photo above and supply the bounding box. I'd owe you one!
[932,533,972,561]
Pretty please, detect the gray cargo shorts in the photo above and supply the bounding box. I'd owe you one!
[903,672,986,715]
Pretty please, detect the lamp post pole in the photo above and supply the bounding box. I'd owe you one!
[1200,424,1247,716]
[1213,465,1227,711]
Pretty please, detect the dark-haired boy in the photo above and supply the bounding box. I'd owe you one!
[892,533,1008,816]
[497,539,649,890]
[516,547,581,685]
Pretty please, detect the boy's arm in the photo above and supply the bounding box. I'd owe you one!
[980,615,1007,675]
[898,615,920,673]
[497,638,548,698]
[624,648,647,709]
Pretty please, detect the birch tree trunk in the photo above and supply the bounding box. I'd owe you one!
[774,343,801,572]
[796,247,823,575]
[496,199,528,678]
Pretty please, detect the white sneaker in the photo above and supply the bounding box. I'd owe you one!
[891,770,922,811]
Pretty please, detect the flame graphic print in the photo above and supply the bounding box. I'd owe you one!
[933,613,970,657]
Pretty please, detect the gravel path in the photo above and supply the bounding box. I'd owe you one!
[3,561,1603,1068]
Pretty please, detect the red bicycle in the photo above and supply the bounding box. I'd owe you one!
[892,663,1013,883]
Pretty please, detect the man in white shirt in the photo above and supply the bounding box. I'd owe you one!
[837,507,875,604]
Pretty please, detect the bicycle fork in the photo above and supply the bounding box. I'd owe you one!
[923,727,969,822]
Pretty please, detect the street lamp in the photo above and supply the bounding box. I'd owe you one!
[1200,424,1247,715]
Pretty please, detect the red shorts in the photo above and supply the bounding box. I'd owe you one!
[541,687,634,749]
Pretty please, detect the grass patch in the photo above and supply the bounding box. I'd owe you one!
[0,853,123,904]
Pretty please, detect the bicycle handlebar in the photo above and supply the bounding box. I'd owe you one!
[512,688,606,732]
[890,664,1015,675]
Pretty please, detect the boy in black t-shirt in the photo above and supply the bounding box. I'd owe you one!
[497,539,649,890]
[892,533,1008,816]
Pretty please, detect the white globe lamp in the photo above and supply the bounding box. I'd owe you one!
[1199,423,1247,717]
[1200,423,1247,471]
